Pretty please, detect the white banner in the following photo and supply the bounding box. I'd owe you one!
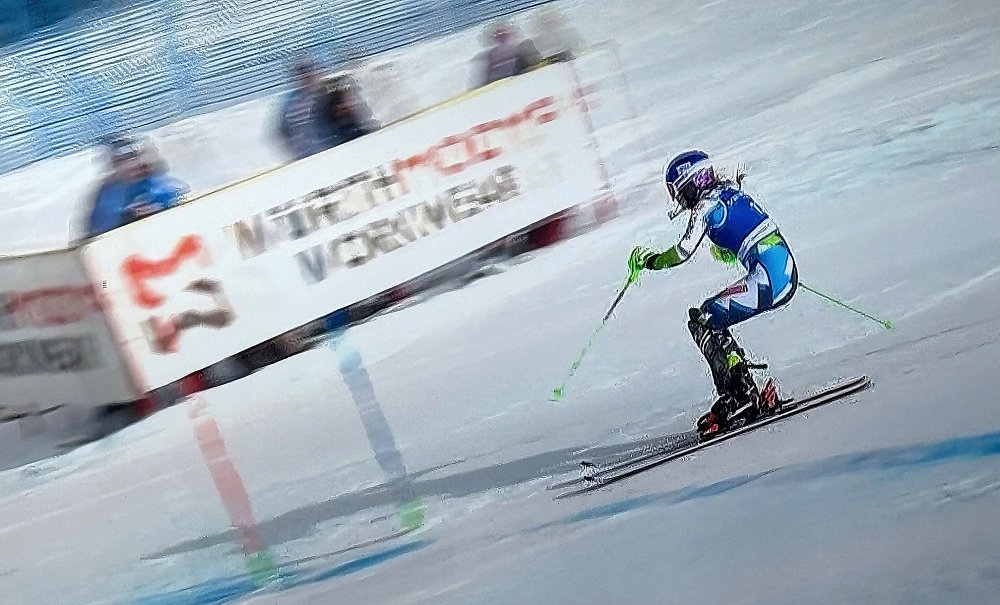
[0,251,137,410]
[81,64,605,391]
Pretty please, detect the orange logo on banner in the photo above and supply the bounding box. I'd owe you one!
[391,96,559,187]
[121,235,205,308]
[119,235,235,354]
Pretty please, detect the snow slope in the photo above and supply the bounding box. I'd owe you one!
[2,0,1000,603]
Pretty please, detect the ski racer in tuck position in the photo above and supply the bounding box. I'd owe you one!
[628,150,799,441]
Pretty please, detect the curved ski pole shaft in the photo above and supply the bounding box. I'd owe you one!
[800,282,894,330]
[552,277,634,401]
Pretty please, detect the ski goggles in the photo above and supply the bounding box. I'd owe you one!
[664,161,714,218]
[666,179,704,219]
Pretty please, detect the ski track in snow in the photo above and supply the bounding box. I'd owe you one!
[3,0,1000,603]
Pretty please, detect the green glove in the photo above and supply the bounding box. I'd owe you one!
[628,246,657,284]
[710,244,738,266]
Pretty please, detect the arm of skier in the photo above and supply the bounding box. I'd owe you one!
[648,210,708,270]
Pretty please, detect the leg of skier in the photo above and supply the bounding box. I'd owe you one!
[692,233,798,441]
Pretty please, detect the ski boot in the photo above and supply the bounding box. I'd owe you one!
[697,371,782,441]
[696,395,735,441]
[735,354,784,418]
[727,359,764,424]
[688,308,772,441]
[757,377,781,417]
[697,387,757,443]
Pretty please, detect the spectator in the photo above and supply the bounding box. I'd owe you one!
[318,73,380,148]
[85,135,189,239]
[531,8,584,63]
[471,20,542,89]
[277,55,331,160]
[277,58,379,160]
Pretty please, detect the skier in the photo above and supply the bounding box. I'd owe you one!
[628,150,799,441]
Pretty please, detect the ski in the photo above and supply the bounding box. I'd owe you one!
[546,364,778,491]
[546,432,698,491]
[573,375,864,481]
[553,375,871,499]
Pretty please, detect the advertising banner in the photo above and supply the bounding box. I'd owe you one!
[0,251,137,410]
[82,64,606,390]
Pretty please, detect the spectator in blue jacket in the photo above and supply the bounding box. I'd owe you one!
[85,135,188,238]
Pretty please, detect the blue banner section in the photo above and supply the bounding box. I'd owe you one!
[0,0,553,174]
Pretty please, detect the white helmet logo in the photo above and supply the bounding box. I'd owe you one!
[675,162,692,179]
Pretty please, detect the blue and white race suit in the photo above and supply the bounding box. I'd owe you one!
[671,185,798,330]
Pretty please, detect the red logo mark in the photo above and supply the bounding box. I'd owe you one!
[122,235,206,308]
[3,286,100,327]
[119,236,235,354]
[720,283,749,297]
[392,96,559,186]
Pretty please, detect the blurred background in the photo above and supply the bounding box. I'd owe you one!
[1,0,560,174]
[0,0,628,253]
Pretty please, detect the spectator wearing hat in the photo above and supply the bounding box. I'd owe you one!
[85,135,189,238]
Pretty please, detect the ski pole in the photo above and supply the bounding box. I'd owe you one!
[551,277,633,402]
[800,282,894,330]
[602,277,633,322]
